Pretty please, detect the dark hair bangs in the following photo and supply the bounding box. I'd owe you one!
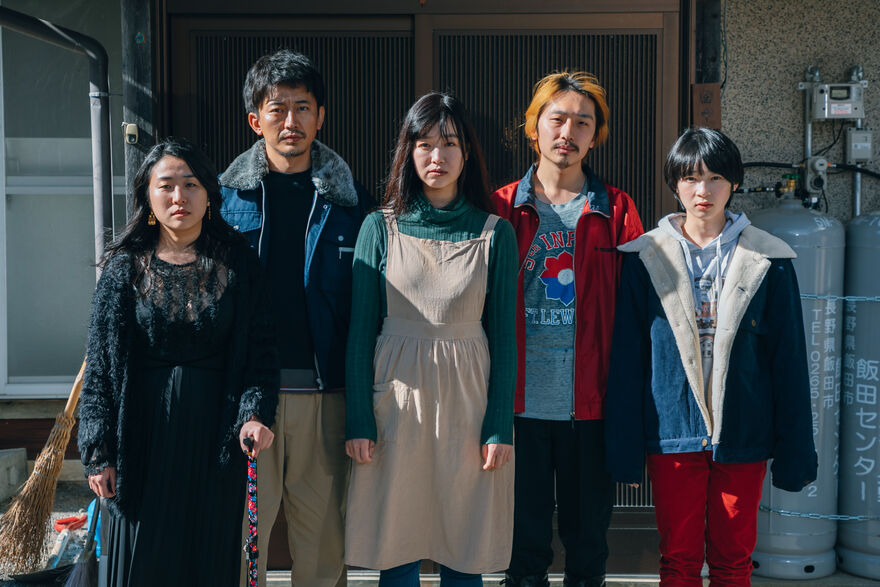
[665,142,709,186]
[243,49,325,114]
[410,103,463,148]
[383,92,493,217]
[102,137,245,272]
[664,127,744,193]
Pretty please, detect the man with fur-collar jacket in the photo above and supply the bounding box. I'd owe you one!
[492,72,643,587]
[220,49,371,587]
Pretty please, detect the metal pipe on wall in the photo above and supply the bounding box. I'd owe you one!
[849,66,865,218]
[804,66,821,160]
[854,118,863,217]
[0,6,111,280]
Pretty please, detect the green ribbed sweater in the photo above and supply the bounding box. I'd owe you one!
[345,194,518,444]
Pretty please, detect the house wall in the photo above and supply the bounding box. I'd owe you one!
[3,2,879,390]
[722,0,880,222]
[2,0,878,562]
[5,0,876,391]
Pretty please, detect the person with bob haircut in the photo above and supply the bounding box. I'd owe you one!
[606,127,817,586]
[345,92,518,585]
[493,72,643,587]
[220,49,373,586]
[78,138,278,586]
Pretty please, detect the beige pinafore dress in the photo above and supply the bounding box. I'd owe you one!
[345,212,515,574]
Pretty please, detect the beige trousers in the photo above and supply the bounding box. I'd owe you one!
[241,392,348,587]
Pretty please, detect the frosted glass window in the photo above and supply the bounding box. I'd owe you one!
[5,193,93,378]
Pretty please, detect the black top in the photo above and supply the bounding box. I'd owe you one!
[134,256,234,365]
[78,242,279,518]
[264,170,316,370]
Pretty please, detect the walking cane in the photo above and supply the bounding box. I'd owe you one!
[243,437,258,587]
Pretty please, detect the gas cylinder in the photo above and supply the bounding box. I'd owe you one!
[750,189,845,579]
[837,210,880,580]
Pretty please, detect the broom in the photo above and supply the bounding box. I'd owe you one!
[0,359,87,577]
[62,497,99,587]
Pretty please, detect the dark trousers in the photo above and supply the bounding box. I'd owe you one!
[379,561,481,586]
[508,417,615,580]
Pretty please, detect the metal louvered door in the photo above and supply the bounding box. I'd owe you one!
[426,12,680,223]
[425,19,678,574]
[167,17,416,572]
[169,17,414,196]
[169,12,678,224]
[428,9,676,502]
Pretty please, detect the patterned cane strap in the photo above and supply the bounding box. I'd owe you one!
[243,438,258,587]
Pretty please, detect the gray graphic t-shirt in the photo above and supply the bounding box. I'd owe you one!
[658,212,749,395]
[520,193,586,420]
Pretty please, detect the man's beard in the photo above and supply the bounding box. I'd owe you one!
[549,152,581,170]
[547,141,583,169]
[275,144,307,158]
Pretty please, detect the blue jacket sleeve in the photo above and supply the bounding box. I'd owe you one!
[767,259,818,491]
[606,252,650,484]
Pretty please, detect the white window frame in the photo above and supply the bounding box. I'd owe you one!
[0,27,124,399]
[2,176,124,399]
[0,26,9,398]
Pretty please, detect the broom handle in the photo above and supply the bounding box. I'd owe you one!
[63,359,87,420]
[84,497,100,550]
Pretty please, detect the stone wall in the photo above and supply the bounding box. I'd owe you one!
[722,0,880,222]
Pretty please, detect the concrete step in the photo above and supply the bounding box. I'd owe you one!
[265,570,880,586]
[0,448,26,502]
[266,572,661,585]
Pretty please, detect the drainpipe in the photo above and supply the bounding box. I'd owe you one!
[0,6,111,280]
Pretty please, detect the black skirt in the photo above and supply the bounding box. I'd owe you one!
[99,363,246,587]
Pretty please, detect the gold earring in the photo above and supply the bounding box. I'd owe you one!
[207,202,211,220]
[147,210,157,225]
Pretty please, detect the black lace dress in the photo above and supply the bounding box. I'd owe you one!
[99,256,245,586]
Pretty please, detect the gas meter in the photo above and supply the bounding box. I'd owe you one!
[808,82,867,120]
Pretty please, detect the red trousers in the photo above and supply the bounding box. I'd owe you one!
[647,452,767,587]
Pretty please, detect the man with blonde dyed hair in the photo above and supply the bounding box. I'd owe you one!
[493,72,643,587]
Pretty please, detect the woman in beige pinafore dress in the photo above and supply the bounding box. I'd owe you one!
[345,93,519,585]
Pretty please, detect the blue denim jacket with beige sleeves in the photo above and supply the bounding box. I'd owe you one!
[605,224,818,492]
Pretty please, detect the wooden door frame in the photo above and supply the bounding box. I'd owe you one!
[165,0,680,16]
[159,4,685,572]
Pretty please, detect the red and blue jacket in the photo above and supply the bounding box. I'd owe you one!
[492,164,644,420]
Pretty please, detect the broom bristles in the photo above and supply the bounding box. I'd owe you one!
[63,556,97,587]
[0,413,75,578]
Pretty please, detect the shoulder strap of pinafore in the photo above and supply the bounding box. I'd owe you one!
[480,213,500,238]
[381,208,398,233]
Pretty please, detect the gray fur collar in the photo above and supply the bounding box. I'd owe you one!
[219,138,358,207]
[618,225,795,444]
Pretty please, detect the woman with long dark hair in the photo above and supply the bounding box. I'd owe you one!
[78,138,278,586]
[344,93,518,585]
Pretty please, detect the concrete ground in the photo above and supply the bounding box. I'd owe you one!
[276,570,878,586]
[2,481,878,585]
[269,571,880,586]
